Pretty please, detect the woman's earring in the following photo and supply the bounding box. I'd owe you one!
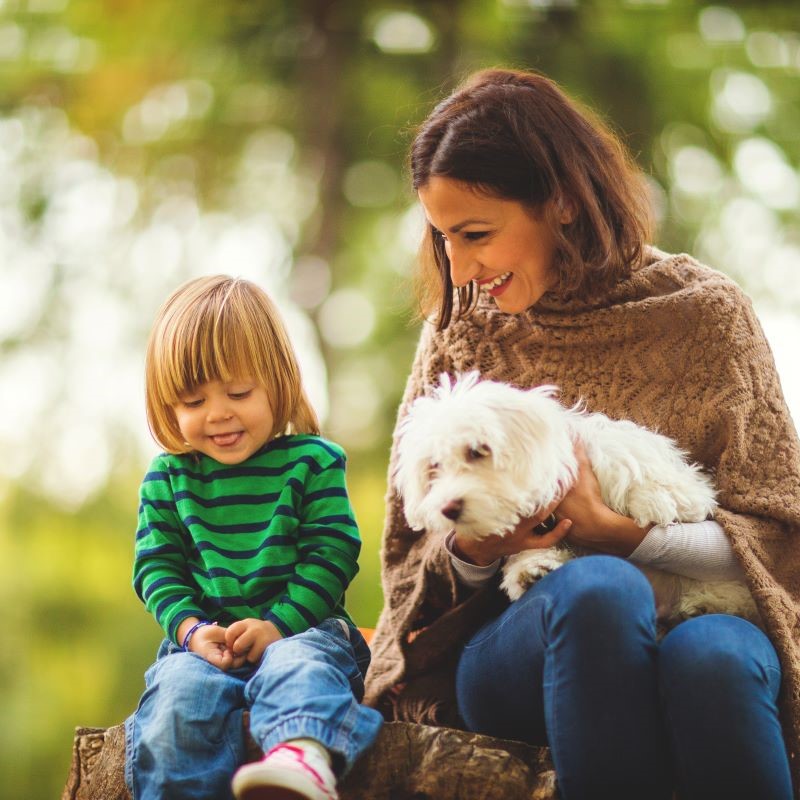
[556,196,575,225]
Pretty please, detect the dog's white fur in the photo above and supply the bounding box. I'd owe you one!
[395,372,758,626]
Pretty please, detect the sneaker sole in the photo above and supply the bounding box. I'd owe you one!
[232,765,333,800]
[235,789,309,800]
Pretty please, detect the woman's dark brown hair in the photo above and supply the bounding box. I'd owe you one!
[411,68,653,329]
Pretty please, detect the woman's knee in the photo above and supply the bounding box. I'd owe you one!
[547,555,655,625]
[660,614,780,695]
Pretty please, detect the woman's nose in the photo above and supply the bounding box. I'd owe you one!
[447,240,479,287]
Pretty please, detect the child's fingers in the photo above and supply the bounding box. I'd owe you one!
[216,646,233,671]
[231,628,255,658]
[224,620,246,647]
[229,650,248,670]
[203,644,226,670]
[245,640,266,663]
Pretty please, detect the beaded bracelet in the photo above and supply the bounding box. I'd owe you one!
[181,620,216,651]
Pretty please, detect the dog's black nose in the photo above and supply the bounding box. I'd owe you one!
[441,499,463,521]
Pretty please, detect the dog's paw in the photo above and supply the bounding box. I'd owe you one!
[501,549,572,601]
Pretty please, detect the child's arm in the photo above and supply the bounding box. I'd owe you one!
[228,442,361,654]
[133,458,208,646]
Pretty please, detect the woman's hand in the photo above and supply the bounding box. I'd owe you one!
[452,441,652,566]
[452,498,572,566]
[225,618,284,666]
[557,440,652,556]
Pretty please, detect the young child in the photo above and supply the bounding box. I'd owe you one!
[125,275,382,800]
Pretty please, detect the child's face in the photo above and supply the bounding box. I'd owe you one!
[172,378,275,464]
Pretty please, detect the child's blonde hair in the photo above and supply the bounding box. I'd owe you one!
[145,274,320,454]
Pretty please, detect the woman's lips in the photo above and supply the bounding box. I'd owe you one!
[479,271,512,297]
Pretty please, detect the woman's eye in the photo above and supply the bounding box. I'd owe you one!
[464,231,488,241]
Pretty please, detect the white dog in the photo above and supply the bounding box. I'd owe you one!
[395,372,758,626]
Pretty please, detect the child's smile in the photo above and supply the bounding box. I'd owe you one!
[210,431,244,448]
[173,379,275,464]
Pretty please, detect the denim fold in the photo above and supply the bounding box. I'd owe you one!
[456,555,792,800]
[125,617,382,800]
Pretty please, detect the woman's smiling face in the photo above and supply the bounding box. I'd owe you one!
[418,176,561,314]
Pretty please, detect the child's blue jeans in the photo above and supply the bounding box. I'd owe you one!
[456,555,793,800]
[125,617,383,800]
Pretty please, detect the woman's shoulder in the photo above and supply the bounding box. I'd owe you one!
[638,247,751,311]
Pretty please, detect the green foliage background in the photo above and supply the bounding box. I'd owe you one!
[1,1,798,797]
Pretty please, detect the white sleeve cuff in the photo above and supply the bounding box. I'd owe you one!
[629,519,745,582]
[444,531,501,589]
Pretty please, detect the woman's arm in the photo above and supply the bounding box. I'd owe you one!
[629,519,744,582]
[553,442,653,556]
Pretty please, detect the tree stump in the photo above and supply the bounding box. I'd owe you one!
[62,720,557,800]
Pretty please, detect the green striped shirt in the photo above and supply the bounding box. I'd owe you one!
[133,434,361,643]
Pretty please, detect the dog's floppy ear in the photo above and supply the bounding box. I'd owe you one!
[393,457,428,532]
[499,385,577,506]
[393,398,434,531]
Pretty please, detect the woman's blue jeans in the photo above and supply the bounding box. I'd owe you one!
[456,555,792,800]
[125,617,383,800]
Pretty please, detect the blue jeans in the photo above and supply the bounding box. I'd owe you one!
[456,556,792,800]
[125,617,383,800]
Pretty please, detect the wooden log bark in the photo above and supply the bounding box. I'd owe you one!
[62,720,557,800]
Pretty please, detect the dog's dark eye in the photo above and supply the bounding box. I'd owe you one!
[466,445,491,462]
[427,462,440,481]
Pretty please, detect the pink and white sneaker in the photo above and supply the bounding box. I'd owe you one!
[231,743,339,800]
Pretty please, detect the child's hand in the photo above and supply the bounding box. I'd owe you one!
[188,623,235,671]
[225,619,284,665]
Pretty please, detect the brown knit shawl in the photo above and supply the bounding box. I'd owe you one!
[364,248,800,792]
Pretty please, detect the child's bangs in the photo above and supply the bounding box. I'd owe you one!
[170,298,264,399]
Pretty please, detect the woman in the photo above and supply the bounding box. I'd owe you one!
[364,68,800,799]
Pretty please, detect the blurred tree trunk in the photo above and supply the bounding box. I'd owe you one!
[62,721,557,800]
[293,0,353,264]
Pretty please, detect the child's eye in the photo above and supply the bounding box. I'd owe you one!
[229,390,252,400]
[183,398,203,408]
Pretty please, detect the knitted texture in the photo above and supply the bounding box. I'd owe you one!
[364,248,800,791]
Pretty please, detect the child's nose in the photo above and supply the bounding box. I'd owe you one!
[206,400,233,422]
